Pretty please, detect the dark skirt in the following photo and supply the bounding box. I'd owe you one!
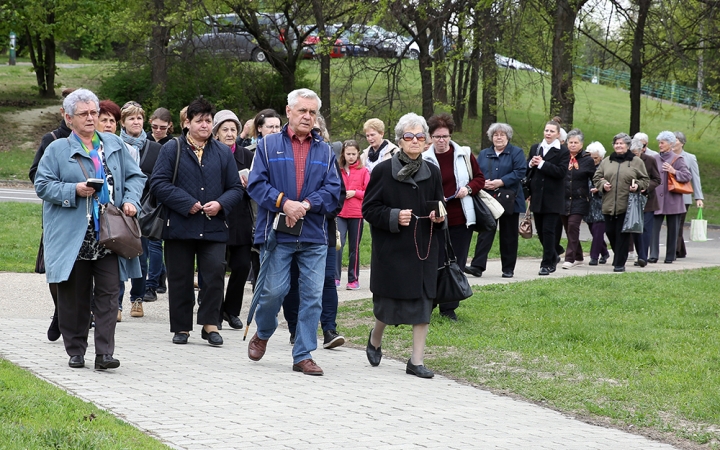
[373,290,433,326]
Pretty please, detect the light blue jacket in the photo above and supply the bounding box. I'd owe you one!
[34,132,147,284]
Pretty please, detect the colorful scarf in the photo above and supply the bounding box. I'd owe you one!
[74,131,110,240]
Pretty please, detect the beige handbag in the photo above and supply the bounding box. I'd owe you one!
[478,189,504,219]
[519,204,533,239]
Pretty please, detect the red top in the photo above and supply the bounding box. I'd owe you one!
[435,149,485,227]
[339,162,371,219]
[287,127,311,201]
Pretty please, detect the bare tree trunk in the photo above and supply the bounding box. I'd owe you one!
[697,22,704,109]
[44,33,56,98]
[549,1,587,128]
[432,26,448,104]
[480,5,497,149]
[311,0,331,128]
[419,51,434,118]
[628,0,650,135]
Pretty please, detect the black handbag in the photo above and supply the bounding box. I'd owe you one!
[35,233,45,274]
[435,228,473,304]
[470,193,498,232]
[489,187,516,215]
[138,138,181,240]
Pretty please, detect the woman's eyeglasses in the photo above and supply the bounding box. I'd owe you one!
[402,132,426,142]
[121,101,142,111]
[74,110,99,119]
[262,124,281,130]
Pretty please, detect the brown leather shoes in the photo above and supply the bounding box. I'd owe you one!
[292,358,324,376]
[248,333,268,361]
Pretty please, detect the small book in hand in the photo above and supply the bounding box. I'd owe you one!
[274,212,304,236]
[426,200,447,218]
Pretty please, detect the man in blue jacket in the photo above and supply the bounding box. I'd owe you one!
[246,89,341,376]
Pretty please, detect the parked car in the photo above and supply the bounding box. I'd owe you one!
[301,34,346,59]
[389,34,420,59]
[326,25,369,57]
[348,25,396,57]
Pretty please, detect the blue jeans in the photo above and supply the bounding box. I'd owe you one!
[144,239,165,290]
[252,241,327,364]
[118,237,148,309]
[283,247,338,335]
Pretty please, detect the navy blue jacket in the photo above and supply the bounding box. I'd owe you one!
[477,144,527,214]
[150,135,243,242]
[247,126,341,246]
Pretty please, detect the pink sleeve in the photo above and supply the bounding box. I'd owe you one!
[354,168,371,200]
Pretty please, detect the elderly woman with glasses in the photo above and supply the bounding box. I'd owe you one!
[649,131,692,264]
[421,113,484,321]
[34,88,146,370]
[362,112,445,379]
[468,122,526,279]
[593,133,650,272]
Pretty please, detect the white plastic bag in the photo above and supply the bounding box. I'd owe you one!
[691,208,707,242]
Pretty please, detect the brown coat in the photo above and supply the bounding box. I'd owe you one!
[639,152,661,212]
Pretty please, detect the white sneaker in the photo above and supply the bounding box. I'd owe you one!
[628,251,637,261]
[562,261,573,269]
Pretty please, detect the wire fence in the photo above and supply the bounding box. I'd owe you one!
[575,65,720,112]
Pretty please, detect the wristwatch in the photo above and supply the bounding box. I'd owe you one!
[465,186,472,195]
[301,201,310,210]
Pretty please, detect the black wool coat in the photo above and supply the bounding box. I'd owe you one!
[527,143,570,214]
[563,151,596,216]
[227,145,255,246]
[362,155,445,300]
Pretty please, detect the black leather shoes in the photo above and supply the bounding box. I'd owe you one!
[664,260,673,264]
[501,271,514,278]
[48,314,61,342]
[406,359,434,378]
[648,258,658,263]
[201,329,223,346]
[637,259,647,267]
[599,255,608,264]
[366,329,382,367]
[94,355,120,370]
[548,265,557,273]
[223,312,244,330]
[589,259,598,266]
[172,332,189,344]
[538,267,550,276]
[68,355,85,368]
[463,265,483,277]
[613,266,625,272]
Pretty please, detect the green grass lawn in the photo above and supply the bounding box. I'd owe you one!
[0,359,169,449]
[336,267,720,446]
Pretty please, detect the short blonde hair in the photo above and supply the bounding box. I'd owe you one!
[363,118,385,135]
[120,102,145,125]
[179,106,188,129]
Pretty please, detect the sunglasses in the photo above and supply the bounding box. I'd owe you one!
[151,124,168,130]
[121,101,142,111]
[402,132,426,142]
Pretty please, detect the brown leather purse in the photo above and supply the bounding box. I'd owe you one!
[519,204,533,239]
[667,156,693,194]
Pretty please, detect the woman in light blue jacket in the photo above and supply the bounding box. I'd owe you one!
[35,89,146,371]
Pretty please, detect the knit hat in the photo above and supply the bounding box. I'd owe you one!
[212,110,242,136]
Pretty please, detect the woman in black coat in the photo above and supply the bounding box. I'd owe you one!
[362,113,445,379]
[527,120,570,275]
[212,110,255,330]
[559,129,596,269]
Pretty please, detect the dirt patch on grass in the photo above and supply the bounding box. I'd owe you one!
[0,104,62,152]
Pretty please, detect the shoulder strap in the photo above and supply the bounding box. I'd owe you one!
[73,155,91,180]
[50,131,58,141]
[171,137,181,185]
[139,139,151,167]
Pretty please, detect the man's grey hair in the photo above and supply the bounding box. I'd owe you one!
[287,88,322,110]
[656,131,676,145]
[486,123,513,141]
[63,88,99,117]
[633,132,649,143]
[567,128,584,143]
[674,131,687,145]
[613,132,632,148]
[394,113,428,143]
[630,138,645,152]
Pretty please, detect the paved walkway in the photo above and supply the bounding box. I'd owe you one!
[1,225,718,449]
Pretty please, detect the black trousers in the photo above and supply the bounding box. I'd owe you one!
[534,212,560,268]
[676,206,689,258]
[57,254,119,357]
[165,239,226,332]
[221,244,254,319]
[437,224,473,314]
[471,213,520,273]
[604,213,631,268]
